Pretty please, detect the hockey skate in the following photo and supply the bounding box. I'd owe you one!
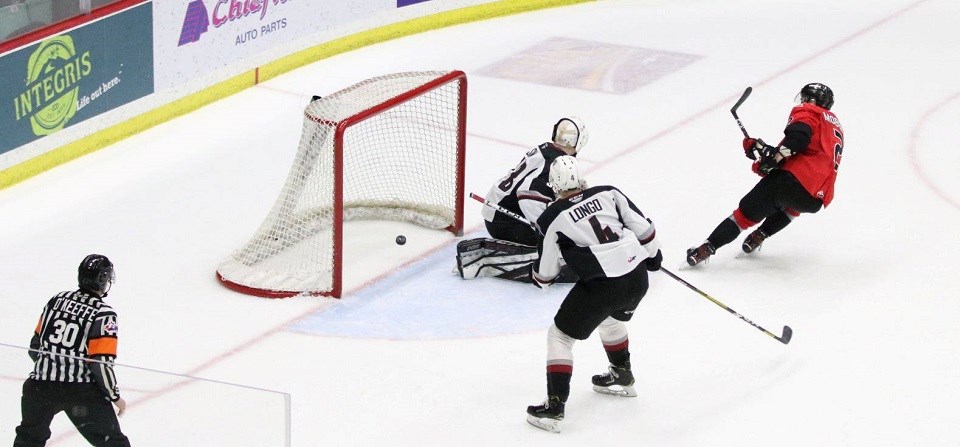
[526,396,565,433]
[685,242,716,267]
[741,229,767,254]
[592,364,637,397]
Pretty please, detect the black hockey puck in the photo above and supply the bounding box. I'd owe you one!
[396,235,406,245]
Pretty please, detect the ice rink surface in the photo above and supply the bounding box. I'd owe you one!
[3,0,960,445]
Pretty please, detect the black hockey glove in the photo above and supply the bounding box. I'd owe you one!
[757,144,781,174]
[645,250,663,272]
[742,138,767,160]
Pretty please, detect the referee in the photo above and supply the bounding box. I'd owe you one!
[14,254,130,447]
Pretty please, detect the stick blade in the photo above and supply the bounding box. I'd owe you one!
[779,325,793,344]
[730,86,753,115]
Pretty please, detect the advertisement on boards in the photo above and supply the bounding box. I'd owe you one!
[154,0,396,90]
[0,2,154,156]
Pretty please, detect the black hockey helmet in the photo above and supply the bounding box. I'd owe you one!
[797,83,834,110]
[78,254,115,296]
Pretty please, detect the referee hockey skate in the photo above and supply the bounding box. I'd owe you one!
[592,363,637,397]
[526,396,565,433]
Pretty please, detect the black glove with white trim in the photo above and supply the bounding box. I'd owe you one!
[645,250,663,272]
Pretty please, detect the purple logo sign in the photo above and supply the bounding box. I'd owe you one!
[398,0,431,6]
[177,0,290,47]
[178,1,209,46]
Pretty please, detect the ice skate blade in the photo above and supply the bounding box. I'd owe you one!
[526,415,562,433]
[593,384,637,397]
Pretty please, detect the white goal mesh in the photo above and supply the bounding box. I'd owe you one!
[217,71,466,298]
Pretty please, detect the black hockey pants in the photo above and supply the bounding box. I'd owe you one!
[485,218,540,246]
[554,267,649,340]
[739,169,823,219]
[708,169,823,248]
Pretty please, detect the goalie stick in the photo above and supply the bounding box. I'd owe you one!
[469,191,792,345]
[731,86,753,138]
[468,192,537,230]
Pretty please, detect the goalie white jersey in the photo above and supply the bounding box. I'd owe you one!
[482,143,569,225]
[534,186,661,282]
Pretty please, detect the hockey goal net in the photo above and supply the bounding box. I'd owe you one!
[217,71,466,298]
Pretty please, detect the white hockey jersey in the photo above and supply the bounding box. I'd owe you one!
[534,186,661,283]
[482,143,569,224]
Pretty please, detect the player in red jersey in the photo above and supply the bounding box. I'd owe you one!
[686,83,844,266]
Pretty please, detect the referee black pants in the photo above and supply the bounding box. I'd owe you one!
[15,379,130,447]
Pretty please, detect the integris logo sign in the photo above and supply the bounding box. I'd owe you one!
[178,0,290,47]
[0,2,152,156]
[13,35,91,136]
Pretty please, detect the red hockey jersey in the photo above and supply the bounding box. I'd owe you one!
[781,103,844,207]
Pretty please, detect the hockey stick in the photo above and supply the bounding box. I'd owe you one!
[469,192,537,230]
[730,86,753,138]
[660,267,792,345]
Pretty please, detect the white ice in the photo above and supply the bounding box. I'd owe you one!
[2,0,960,445]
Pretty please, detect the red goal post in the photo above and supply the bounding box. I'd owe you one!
[217,71,467,298]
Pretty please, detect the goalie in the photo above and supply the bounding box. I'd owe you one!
[456,117,588,282]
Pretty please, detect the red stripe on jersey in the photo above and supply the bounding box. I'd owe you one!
[733,209,758,230]
[639,229,656,245]
[518,193,551,203]
[603,340,629,352]
[547,364,573,374]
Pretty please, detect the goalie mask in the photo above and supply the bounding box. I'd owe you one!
[796,83,834,110]
[552,116,589,153]
[78,254,115,296]
[548,155,586,196]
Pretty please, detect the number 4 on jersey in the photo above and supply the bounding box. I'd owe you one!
[588,215,617,243]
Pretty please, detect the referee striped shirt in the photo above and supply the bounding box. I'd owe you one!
[29,290,121,401]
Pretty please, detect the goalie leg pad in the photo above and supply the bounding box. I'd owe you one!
[456,238,538,281]
[456,238,581,284]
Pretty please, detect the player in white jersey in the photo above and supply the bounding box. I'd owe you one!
[15,255,130,447]
[526,156,663,433]
[456,117,588,281]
